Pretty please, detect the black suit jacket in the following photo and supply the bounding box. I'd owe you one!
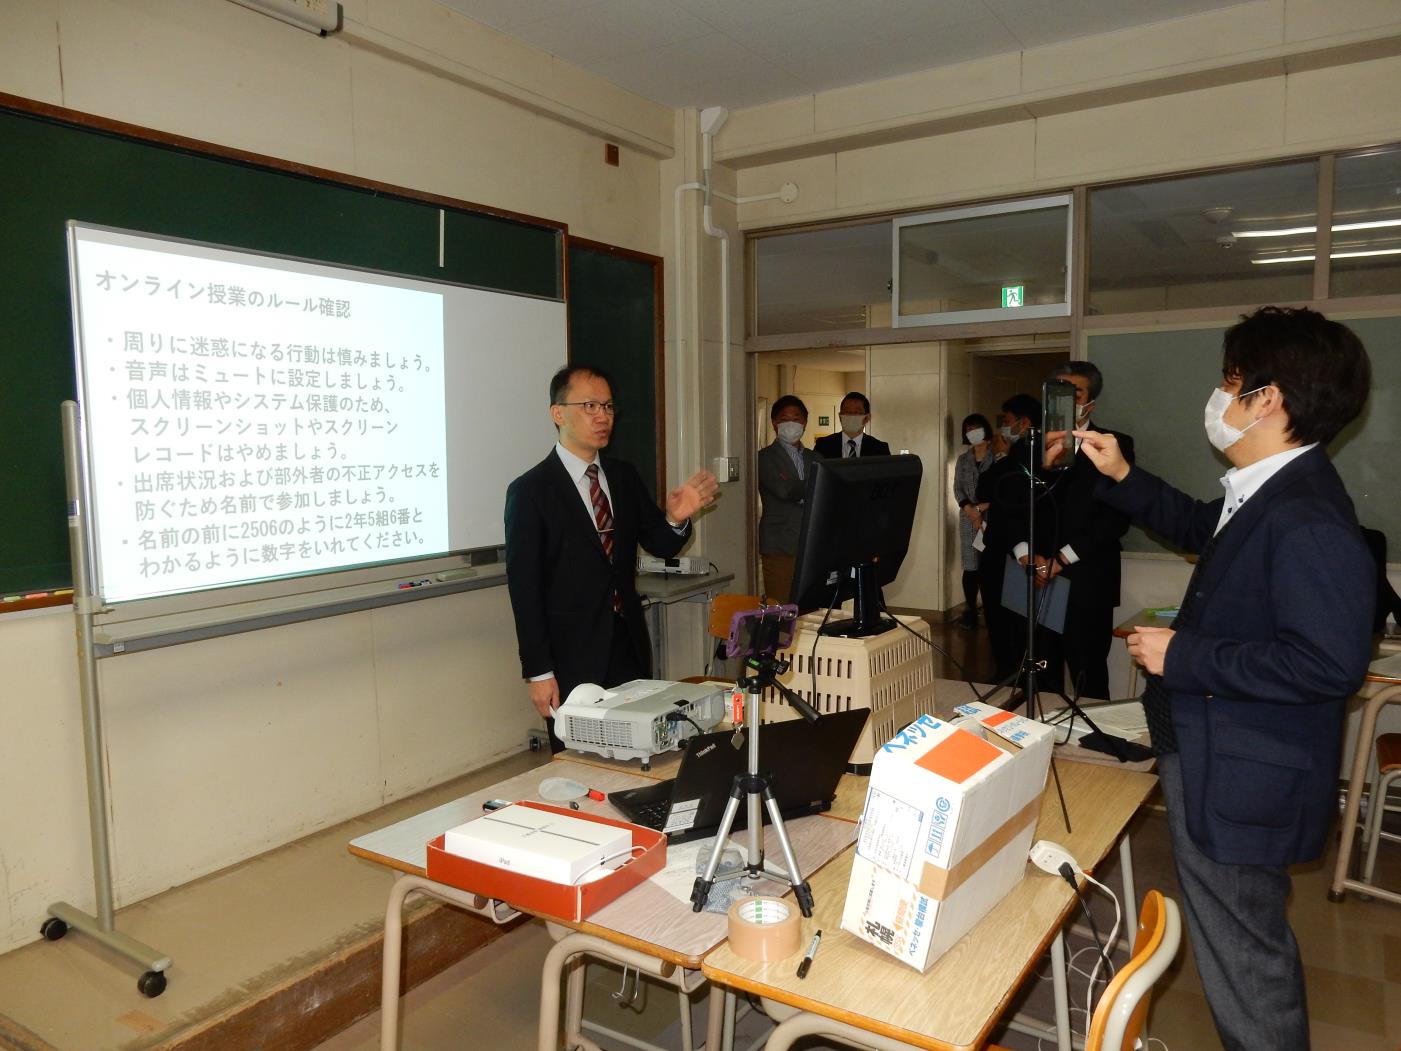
[813,433,891,459]
[1100,446,1374,866]
[504,450,689,695]
[1051,424,1135,611]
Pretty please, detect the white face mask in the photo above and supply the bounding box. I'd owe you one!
[776,420,805,444]
[1076,401,1094,425]
[965,427,986,444]
[1204,386,1266,451]
[839,414,866,437]
[999,424,1015,440]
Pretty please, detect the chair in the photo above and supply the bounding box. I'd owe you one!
[985,889,1182,1051]
[1361,733,1401,891]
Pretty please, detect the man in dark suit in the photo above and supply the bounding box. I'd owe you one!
[757,394,817,603]
[975,392,1041,685]
[505,364,718,752]
[1071,307,1374,1051]
[813,391,892,459]
[1033,361,1134,701]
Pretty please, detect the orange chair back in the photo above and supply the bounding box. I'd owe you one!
[1086,889,1170,1051]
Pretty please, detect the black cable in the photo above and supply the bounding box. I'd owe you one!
[810,583,841,712]
[664,711,706,738]
[1058,863,1115,997]
[875,595,980,694]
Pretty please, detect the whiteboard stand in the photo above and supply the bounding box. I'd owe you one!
[42,401,173,998]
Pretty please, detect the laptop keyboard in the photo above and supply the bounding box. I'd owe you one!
[630,798,671,830]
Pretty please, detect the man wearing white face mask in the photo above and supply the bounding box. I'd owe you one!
[814,392,892,459]
[1067,306,1374,1051]
[1032,361,1135,701]
[757,395,817,602]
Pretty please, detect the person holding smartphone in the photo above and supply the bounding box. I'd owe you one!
[1059,307,1374,1051]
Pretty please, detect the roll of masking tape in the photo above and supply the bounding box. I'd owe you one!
[726,896,803,961]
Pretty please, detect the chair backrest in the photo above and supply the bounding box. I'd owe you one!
[708,593,762,642]
[1086,889,1182,1051]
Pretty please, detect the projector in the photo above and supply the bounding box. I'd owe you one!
[637,554,710,576]
[557,679,726,765]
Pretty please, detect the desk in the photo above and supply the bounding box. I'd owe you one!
[637,569,734,680]
[350,756,858,1051]
[702,759,1157,1051]
[1328,652,1401,906]
[1112,608,1175,699]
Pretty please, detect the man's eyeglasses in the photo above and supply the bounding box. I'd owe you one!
[556,400,617,416]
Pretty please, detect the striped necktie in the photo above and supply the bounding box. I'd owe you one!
[585,463,614,559]
[847,438,857,458]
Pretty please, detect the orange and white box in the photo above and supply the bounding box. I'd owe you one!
[841,703,1053,971]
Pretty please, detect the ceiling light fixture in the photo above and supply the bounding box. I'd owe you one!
[1251,247,1401,264]
[1232,218,1401,238]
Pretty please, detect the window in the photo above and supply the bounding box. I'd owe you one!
[1331,147,1401,299]
[1088,162,1318,314]
[893,195,1071,326]
[754,221,891,335]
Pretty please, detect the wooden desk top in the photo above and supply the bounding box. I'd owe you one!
[1366,652,1401,686]
[701,759,1157,1051]
[349,756,859,968]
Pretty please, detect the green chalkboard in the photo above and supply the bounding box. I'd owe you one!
[0,104,562,594]
[1088,316,1398,553]
[567,241,662,499]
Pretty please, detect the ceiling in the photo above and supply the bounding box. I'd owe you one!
[434,0,1254,110]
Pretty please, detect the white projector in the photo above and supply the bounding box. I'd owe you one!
[557,679,726,764]
[443,806,633,885]
[637,554,711,576]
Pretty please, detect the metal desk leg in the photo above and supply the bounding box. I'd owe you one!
[763,1010,935,1051]
[1118,835,1137,957]
[705,985,730,1051]
[379,875,517,1051]
[1330,683,1401,902]
[1051,929,1071,1051]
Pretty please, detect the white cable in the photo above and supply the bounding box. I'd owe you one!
[1081,872,1122,1038]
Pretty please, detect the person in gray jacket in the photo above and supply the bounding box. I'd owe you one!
[757,395,817,602]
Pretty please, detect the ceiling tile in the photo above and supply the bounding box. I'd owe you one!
[504,0,717,66]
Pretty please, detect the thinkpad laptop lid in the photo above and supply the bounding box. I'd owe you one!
[609,707,869,843]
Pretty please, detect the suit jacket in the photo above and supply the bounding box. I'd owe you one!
[813,432,892,459]
[1099,446,1374,866]
[504,449,689,695]
[757,440,818,555]
[1051,424,1134,612]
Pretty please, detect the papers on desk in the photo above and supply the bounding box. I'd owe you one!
[1045,699,1149,742]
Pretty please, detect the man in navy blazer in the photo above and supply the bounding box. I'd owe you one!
[1068,307,1374,1051]
[813,392,892,459]
[505,364,718,751]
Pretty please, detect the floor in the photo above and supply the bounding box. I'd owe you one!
[1,617,1398,1051]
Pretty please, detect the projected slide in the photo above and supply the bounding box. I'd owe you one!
[70,226,457,603]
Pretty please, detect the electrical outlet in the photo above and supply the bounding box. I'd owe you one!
[711,456,739,483]
[1029,839,1082,876]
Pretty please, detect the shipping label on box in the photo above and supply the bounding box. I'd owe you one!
[841,704,1053,971]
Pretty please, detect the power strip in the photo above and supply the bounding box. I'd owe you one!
[1029,839,1083,877]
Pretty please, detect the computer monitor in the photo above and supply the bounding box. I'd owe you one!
[788,454,923,638]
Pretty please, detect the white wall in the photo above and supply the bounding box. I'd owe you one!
[0,0,673,954]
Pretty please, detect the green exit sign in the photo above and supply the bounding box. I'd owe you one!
[1002,285,1025,308]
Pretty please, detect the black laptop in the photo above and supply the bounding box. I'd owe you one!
[609,708,869,844]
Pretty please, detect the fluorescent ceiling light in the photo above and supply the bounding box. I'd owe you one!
[1251,247,1401,264]
[1233,218,1401,238]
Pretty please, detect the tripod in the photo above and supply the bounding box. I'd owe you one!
[690,624,821,917]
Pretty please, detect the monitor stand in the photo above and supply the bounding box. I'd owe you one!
[819,562,896,638]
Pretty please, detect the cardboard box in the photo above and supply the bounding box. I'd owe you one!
[841,702,1053,971]
[426,802,666,923]
[443,806,634,885]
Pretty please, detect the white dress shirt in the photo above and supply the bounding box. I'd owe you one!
[1214,443,1317,535]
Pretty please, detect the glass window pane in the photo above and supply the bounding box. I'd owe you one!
[896,202,1068,321]
[754,222,891,336]
[1088,161,1317,314]
[1331,147,1401,299]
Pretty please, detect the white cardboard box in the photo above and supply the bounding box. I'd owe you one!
[841,702,1053,971]
[443,805,634,886]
